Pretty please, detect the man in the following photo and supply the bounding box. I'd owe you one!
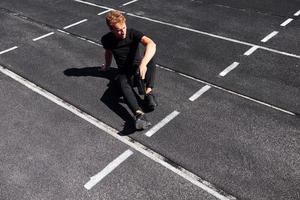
[101,10,158,130]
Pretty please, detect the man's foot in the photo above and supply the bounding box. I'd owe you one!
[145,92,158,111]
[135,112,151,130]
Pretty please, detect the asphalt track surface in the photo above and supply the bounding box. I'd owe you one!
[0,0,299,200]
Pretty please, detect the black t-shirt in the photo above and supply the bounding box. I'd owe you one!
[101,28,144,71]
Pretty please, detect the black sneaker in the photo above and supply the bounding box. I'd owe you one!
[135,113,151,130]
[145,92,158,111]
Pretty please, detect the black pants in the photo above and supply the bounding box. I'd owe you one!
[118,59,156,113]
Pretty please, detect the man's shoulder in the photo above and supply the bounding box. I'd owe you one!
[128,28,144,40]
[101,32,114,41]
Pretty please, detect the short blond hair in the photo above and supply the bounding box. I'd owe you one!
[105,10,126,28]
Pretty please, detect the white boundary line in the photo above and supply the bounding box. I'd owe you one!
[0,64,236,200]
[122,0,139,7]
[0,46,18,55]
[243,46,259,56]
[280,18,293,27]
[73,0,300,59]
[97,9,112,16]
[294,10,300,16]
[261,31,279,43]
[63,19,88,29]
[126,13,300,59]
[84,149,133,190]
[32,32,54,41]
[74,0,113,10]
[173,70,296,116]
[189,85,211,101]
[219,62,239,77]
[145,111,180,137]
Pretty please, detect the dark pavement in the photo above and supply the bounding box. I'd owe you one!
[0,0,299,200]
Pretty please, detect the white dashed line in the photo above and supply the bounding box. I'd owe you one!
[243,45,259,56]
[145,111,180,137]
[219,62,239,77]
[261,31,279,43]
[280,18,293,27]
[63,19,88,29]
[84,149,133,190]
[32,32,54,41]
[122,0,139,6]
[127,13,300,59]
[97,9,112,16]
[189,85,211,101]
[0,64,236,200]
[57,29,70,34]
[174,71,295,116]
[294,10,300,16]
[0,46,18,55]
[72,0,300,59]
[74,0,113,10]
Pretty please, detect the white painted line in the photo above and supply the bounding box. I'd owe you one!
[84,149,133,190]
[145,111,180,137]
[63,19,88,29]
[173,71,295,116]
[294,10,300,16]
[0,46,18,55]
[71,1,300,59]
[57,29,70,34]
[280,18,293,27]
[219,62,239,77]
[122,0,138,6]
[57,29,102,47]
[32,32,54,41]
[261,31,279,43]
[127,13,300,59]
[97,9,112,16]
[74,0,113,10]
[243,45,259,56]
[189,85,211,101]
[0,64,237,200]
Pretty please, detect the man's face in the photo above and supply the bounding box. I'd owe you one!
[111,22,127,40]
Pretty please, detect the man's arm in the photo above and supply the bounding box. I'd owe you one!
[101,49,113,70]
[139,36,156,79]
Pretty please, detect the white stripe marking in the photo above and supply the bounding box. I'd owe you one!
[84,149,133,190]
[63,19,88,29]
[294,10,300,16]
[74,0,113,10]
[0,65,236,200]
[280,18,293,27]
[127,13,300,59]
[145,111,180,137]
[32,32,54,41]
[97,9,112,16]
[261,31,278,43]
[57,29,70,34]
[0,46,18,55]
[189,85,211,101]
[122,0,138,6]
[219,62,239,77]
[243,46,259,56]
[71,1,300,59]
[173,70,295,116]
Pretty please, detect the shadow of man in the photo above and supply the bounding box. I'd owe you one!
[64,66,137,135]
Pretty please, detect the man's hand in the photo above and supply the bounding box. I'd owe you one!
[139,64,147,80]
[100,64,110,71]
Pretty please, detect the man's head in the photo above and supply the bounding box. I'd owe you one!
[106,10,127,40]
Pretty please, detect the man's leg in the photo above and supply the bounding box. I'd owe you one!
[144,59,158,110]
[144,58,156,94]
[118,74,140,113]
[118,74,151,129]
